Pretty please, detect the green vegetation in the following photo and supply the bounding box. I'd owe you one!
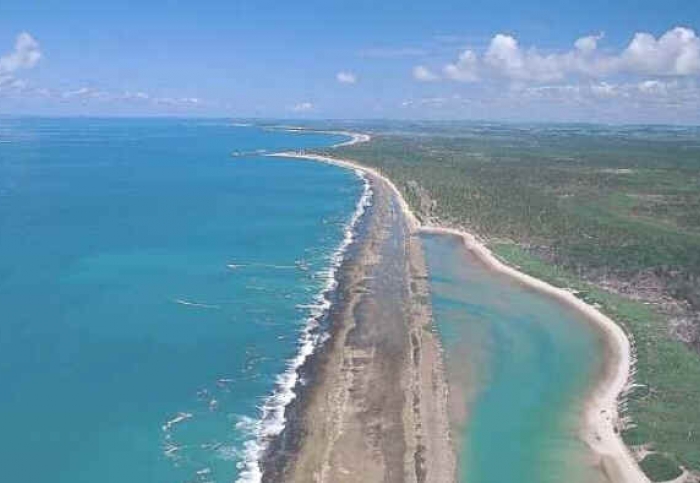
[640,454,684,482]
[318,124,700,478]
[328,128,700,335]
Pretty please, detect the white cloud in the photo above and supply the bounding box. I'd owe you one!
[620,28,700,76]
[401,94,469,109]
[481,33,591,81]
[54,87,203,108]
[419,27,700,84]
[152,96,201,106]
[413,65,440,82]
[336,71,357,84]
[62,87,105,99]
[574,33,604,54]
[35,87,51,97]
[0,32,41,94]
[590,81,618,98]
[484,35,535,80]
[444,50,479,81]
[4,80,207,109]
[1,34,207,110]
[637,79,671,95]
[399,77,700,122]
[0,76,27,92]
[122,91,150,100]
[291,101,314,112]
[0,32,41,75]
[513,79,700,106]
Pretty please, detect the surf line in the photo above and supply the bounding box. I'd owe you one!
[234,132,372,483]
[173,299,222,310]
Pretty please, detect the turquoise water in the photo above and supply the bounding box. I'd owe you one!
[0,119,363,483]
[422,234,607,483]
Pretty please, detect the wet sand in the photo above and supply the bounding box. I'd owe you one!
[261,154,454,482]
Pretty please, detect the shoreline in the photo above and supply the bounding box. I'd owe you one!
[421,226,647,483]
[238,137,373,482]
[256,186,376,482]
[272,129,647,482]
[264,132,454,482]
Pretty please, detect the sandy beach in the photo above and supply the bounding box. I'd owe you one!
[266,128,651,483]
[263,136,454,482]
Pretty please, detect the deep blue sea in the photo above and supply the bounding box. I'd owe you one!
[0,119,365,483]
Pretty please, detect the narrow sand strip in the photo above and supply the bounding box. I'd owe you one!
[267,132,454,483]
[272,128,648,483]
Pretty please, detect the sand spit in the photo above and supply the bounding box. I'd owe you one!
[268,129,649,483]
[270,129,649,483]
[262,133,454,482]
[276,171,453,483]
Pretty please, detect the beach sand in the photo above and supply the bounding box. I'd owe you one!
[265,130,646,483]
[262,143,454,482]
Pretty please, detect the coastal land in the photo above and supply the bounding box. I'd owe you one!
[261,128,651,483]
[261,137,454,482]
[324,125,700,483]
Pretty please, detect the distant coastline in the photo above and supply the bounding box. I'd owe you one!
[271,129,648,483]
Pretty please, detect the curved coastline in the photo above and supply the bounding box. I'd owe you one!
[273,130,648,483]
[267,132,455,483]
[236,134,372,483]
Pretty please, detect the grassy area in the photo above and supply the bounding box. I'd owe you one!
[318,124,700,479]
[640,454,684,482]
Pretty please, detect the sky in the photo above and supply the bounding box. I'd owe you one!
[1,0,700,123]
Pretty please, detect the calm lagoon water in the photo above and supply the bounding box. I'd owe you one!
[422,233,607,483]
[0,119,362,483]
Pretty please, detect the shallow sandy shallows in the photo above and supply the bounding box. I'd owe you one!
[422,226,648,483]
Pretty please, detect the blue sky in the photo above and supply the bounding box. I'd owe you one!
[1,0,700,122]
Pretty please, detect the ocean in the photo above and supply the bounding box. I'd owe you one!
[0,118,366,483]
[422,233,607,483]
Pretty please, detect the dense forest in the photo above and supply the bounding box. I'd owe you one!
[328,127,700,346]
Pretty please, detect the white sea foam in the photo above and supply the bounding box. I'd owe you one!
[227,263,297,270]
[174,299,221,310]
[235,169,372,483]
[164,443,180,458]
[162,411,193,432]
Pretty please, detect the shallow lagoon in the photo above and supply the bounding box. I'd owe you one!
[422,233,608,483]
